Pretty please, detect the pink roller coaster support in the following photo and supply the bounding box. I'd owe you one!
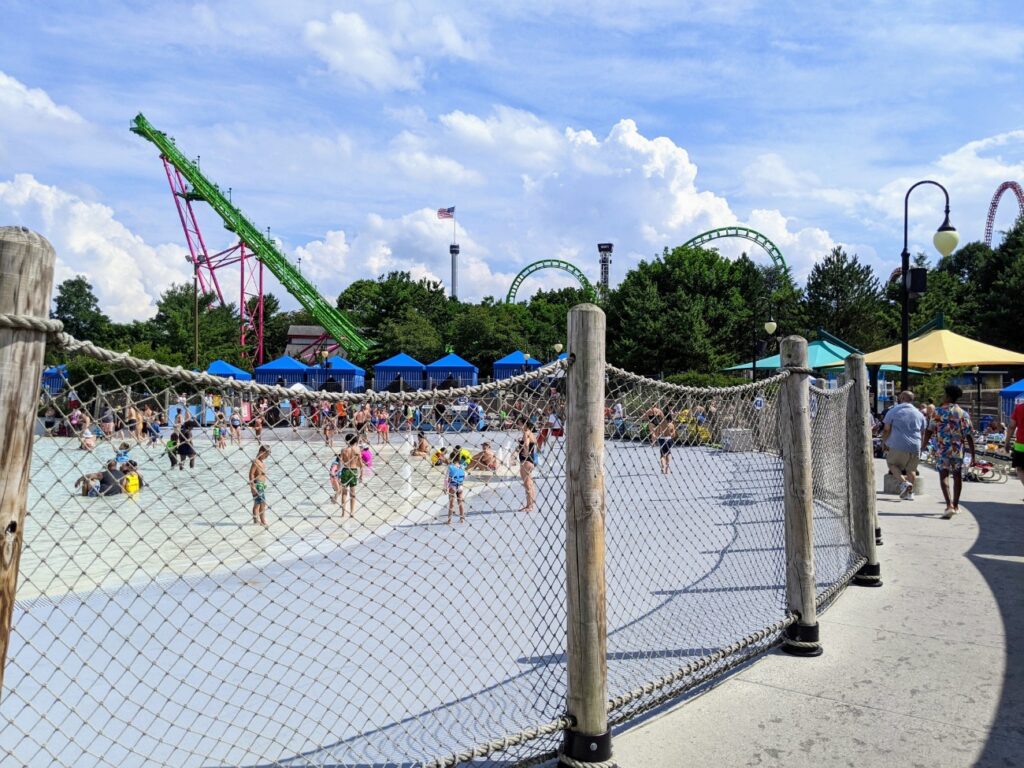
[985,181,1024,247]
[160,157,265,365]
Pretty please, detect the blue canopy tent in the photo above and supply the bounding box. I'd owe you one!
[374,352,426,391]
[253,355,309,386]
[206,360,252,381]
[41,364,68,396]
[307,356,366,392]
[426,353,478,388]
[493,350,542,380]
[1000,378,1024,422]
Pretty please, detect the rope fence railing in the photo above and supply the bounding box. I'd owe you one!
[0,227,882,768]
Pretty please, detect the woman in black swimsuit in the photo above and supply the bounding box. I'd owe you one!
[517,422,537,512]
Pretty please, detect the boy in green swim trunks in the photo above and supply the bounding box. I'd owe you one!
[248,445,271,526]
[339,433,361,519]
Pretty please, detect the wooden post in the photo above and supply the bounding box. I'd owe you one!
[845,355,882,587]
[561,304,613,766]
[0,227,56,699]
[779,336,822,656]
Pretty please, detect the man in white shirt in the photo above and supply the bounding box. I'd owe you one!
[881,390,928,500]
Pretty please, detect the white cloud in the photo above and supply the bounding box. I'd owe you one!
[303,9,477,92]
[393,151,484,185]
[305,11,422,91]
[0,174,191,322]
[441,107,565,169]
[0,71,84,124]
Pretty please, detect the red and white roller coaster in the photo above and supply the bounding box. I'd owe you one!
[984,181,1024,247]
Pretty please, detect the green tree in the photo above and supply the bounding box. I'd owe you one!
[803,247,894,351]
[375,306,444,362]
[448,302,532,371]
[51,276,110,343]
[145,283,243,367]
[338,272,452,339]
[606,246,744,375]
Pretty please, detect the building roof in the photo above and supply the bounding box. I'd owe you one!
[426,352,478,372]
[374,352,426,370]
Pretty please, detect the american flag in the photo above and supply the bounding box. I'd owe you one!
[437,206,455,219]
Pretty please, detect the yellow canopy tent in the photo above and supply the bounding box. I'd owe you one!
[863,329,1024,368]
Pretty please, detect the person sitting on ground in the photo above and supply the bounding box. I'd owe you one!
[75,472,101,497]
[120,462,142,497]
[79,414,97,451]
[96,460,124,496]
[411,431,430,457]
[469,442,498,471]
[115,441,132,465]
[449,444,472,466]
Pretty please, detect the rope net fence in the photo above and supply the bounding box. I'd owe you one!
[0,324,869,768]
[601,367,791,722]
[2,336,572,768]
[808,380,864,606]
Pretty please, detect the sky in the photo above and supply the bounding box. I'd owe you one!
[1,1,1023,322]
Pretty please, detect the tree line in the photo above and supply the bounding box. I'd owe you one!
[50,217,1024,380]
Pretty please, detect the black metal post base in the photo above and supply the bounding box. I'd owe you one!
[875,525,884,546]
[781,621,822,657]
[853,561,883,587]
[558,728,614,767]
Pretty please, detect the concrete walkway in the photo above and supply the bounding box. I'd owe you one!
[612,459,1024,768]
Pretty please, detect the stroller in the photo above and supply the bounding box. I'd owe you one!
[962,456,1005,483]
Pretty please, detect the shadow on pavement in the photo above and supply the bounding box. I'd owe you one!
[964,499,1024,765]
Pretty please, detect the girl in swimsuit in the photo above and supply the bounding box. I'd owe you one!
[229,412,242,446]
[329,454,342,504]
[517,424,537,512]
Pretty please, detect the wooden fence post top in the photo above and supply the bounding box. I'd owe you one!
[780,336,808,366]
[0,227,56,314]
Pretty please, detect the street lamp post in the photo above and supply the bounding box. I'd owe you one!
[900,180,959,391]
[972,365,981,422]
[752,319,778,381]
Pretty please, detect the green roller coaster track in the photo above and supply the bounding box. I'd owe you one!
[506,259,595,303]
[131,113,370,354]
[682,226,788,272]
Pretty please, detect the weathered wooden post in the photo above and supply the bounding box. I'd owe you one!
[779,336,822,656]
[0,227,56,699]
[561,304,613,766]
[845,354,882,587]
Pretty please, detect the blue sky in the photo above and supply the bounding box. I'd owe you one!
[1,1,1022,320]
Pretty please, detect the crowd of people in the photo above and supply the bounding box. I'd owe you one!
[877,383,1024,517]
[55,383,568,529]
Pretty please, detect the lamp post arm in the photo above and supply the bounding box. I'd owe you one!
[900,179,951,392]
[903,179,951,255]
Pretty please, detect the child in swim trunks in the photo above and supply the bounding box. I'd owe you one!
[446,458,468,524]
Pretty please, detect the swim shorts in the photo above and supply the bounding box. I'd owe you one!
[448,481,464,495]
[1012,443,1024,469]
[340,467,359,488]
[658,437,672,456]
[252,480,267,504]
[935,455,964,473]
